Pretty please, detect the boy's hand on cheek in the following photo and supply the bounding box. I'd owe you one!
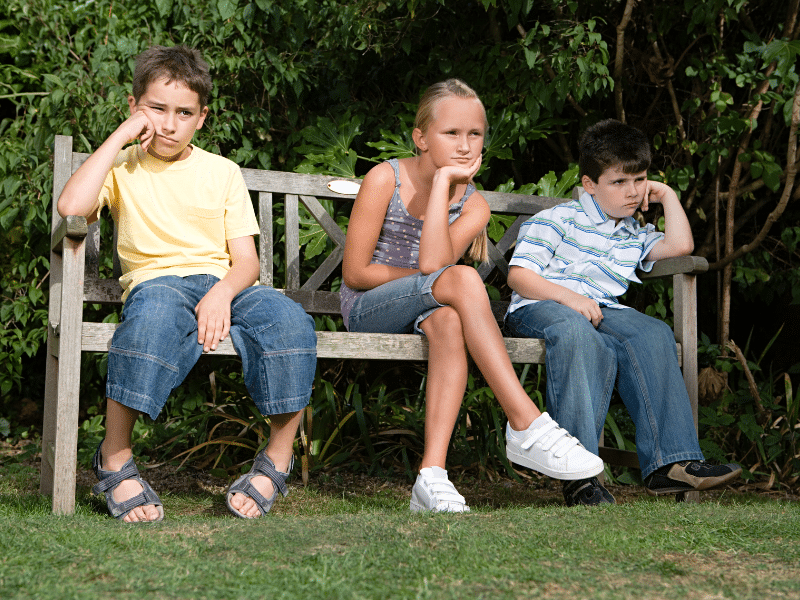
[119,111,156,151]
[642,180,672,211]
[195,285,234,352]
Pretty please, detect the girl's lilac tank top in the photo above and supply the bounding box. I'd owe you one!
[339,159,474,329]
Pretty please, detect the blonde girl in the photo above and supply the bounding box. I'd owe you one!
[341,79,603,512]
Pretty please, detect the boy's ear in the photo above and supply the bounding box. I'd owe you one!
[581,174,596,195]
[412,127,427,152]
[127,95,137,115]
[196,105,209,130]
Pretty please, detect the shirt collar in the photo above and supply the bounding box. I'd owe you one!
[578,190,638,234]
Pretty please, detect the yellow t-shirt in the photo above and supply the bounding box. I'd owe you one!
[97,145,259,301]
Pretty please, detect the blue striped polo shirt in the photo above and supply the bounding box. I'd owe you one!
[506,191,664,314]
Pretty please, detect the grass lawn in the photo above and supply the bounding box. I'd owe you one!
[1,457,799,600]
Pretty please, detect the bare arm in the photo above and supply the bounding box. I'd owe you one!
[342,163,418,290]
[507,266,604,327]
[418,155,488,274]
[194,235,260,352]
[641,180,694,261]
[57,111,156,221]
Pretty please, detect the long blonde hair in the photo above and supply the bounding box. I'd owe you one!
[415,79,489,264]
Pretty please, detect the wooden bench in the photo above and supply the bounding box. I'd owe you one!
[42,134,708,514]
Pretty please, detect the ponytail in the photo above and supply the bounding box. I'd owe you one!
[465,227,489,263]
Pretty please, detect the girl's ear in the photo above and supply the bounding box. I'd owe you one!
[128,95,137,115]
[412,127,427,152]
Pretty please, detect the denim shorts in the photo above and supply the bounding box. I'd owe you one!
[106,275,317,419]
[346,265,453,335]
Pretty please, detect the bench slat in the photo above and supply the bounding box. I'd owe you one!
[79,322,679,365]
[79,322,548,362]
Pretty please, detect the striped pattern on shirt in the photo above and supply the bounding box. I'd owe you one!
[507,191,664,314]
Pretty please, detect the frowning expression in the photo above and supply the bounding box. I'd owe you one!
[414,96,486,168]
[128,77,208,162]
[582,166,648,223]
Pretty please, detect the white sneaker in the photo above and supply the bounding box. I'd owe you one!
[506,412,604,480]
[410,466,470,513]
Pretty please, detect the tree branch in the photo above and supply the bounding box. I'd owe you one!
[709,78,800,271]
[614,0,638,122]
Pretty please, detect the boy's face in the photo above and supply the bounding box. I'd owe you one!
[128,77,208,162]
[582,166,648,223]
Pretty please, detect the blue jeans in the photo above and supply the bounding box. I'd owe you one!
[346,266,452,334]
[506,301,703,477]
[107,275,316,420]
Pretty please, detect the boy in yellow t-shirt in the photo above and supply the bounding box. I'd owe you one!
[58,45,317,522]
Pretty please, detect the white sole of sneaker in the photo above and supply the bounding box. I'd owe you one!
[506,444,604,480]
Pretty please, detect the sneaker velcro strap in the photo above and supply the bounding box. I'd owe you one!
[428,482,466,505]
[521,421,580,458]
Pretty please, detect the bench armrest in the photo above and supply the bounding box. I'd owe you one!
[51,215,88,253]
[639,255,708,280]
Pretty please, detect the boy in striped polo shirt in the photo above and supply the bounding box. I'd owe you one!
[505,119,740,506]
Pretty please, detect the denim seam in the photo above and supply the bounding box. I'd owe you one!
[599,322,664,466]
[109,347,179,373]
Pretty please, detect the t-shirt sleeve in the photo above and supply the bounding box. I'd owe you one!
[508,208,565,275]
[223,166,259,240]
[639,224,666,272]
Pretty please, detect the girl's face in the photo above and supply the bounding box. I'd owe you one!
[415,96,485,168]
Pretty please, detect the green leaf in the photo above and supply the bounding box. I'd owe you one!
[218,0,237,20]
[0,206,19,230]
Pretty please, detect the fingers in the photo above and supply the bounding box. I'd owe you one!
[196,309,230,352]
[135,111,156,151]
[468,154,483,180]
[584,307,603,328]
[578,300,603,328]
[138,119,156,151]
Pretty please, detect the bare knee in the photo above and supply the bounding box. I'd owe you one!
[421,306,465,349]
[432,265,488,305]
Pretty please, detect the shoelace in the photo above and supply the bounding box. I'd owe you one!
[520,419,581,458]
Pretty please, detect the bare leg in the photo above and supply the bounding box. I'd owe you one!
[228,409,304,518]
[417,307,469,468]
[431,266,540,431]
[100,398,162,523]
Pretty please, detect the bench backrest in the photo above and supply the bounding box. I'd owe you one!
[59,139,575,320]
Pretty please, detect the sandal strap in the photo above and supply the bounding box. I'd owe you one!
[90,440,163,521]
[225,451,294,518]
[92,457,141,495]
[250,450,293,497]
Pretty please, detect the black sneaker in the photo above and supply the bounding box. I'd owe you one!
[563,477,616,507]
[644,461,741,496]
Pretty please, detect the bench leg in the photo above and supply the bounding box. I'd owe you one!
[40,237,85,515]
[674,273,700,504]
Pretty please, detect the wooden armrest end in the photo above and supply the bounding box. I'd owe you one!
[639,255,709,279]
[51,215,88,252]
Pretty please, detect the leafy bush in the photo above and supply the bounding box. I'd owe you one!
[1,0,798,490]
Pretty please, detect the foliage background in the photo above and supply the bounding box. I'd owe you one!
[1,0,798,491]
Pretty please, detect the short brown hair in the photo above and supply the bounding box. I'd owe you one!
[578,119,652,183]
[132,45,212,107]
